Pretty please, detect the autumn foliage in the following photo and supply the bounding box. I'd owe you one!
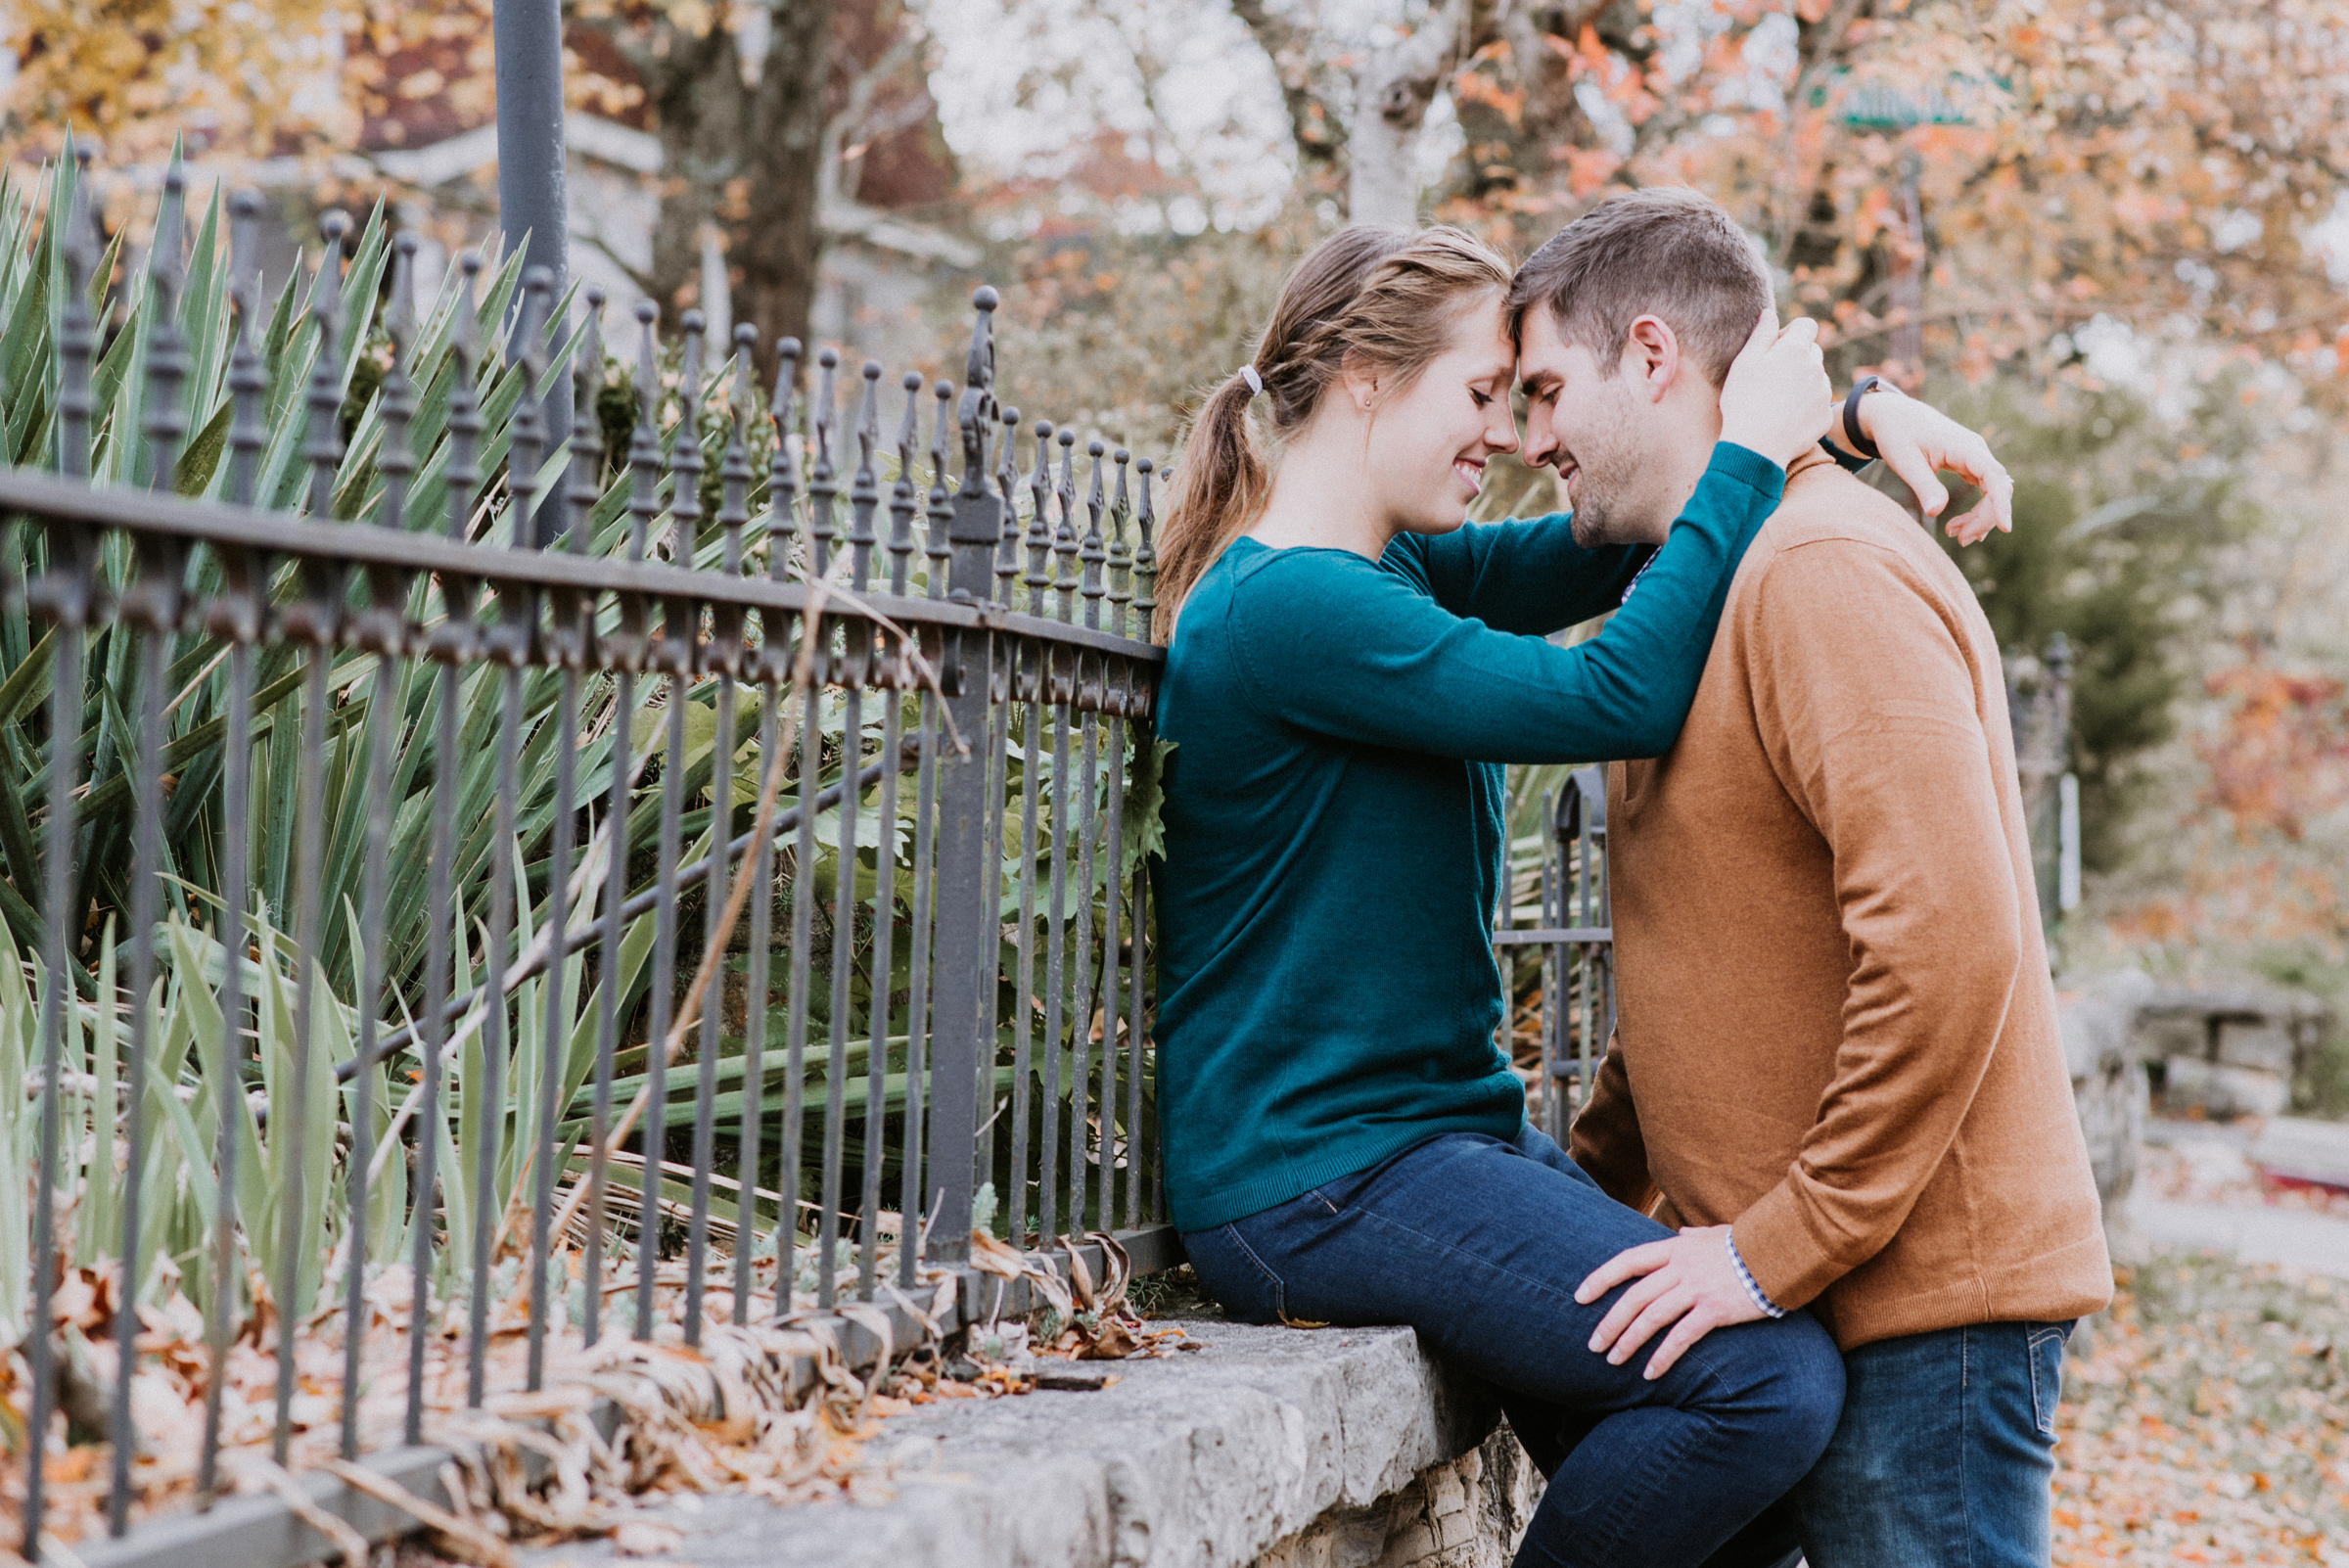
[2,0,354,159]
[2201,664,2349,845]
[2106,657,2349,963]
[1412,0,2349,398]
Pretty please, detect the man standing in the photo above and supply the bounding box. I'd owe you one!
[1507,187,2111,1565]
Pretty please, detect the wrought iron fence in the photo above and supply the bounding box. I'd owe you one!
[0,163,1639,1567]
[1497,768,1614,1143]
[1,171,1172,1562]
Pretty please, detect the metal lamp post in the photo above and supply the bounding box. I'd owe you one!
[493,0,573,542]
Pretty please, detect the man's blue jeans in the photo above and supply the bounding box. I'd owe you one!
[1710,1318,2076,1568]
[1179,1126,1846,1568]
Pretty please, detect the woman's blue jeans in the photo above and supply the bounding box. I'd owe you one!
[1179,1126,1846,1568]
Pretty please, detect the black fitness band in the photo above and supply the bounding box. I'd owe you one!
[1840,375,1888,462]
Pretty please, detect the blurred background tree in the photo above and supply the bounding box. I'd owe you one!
[2,0,355,161]
[1927,378,2267,873]
[6,0,2349,1014]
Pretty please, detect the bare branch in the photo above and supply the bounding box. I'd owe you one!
[573,231,658,299]
[818,27,927,210]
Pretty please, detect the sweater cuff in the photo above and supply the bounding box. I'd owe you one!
[1730,1180,1850,1313]
[1703,440,1789,501]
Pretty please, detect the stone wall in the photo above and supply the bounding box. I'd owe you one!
[518,1318,1528,1568]
[1251,1427,1543,1568]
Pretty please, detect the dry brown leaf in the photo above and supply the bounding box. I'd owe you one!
[611,1518,684,1557]
[1077,1318,1139,1361]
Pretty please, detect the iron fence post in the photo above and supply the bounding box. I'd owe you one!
[923,290,1004,1265]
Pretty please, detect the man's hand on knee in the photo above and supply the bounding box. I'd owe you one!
[1575,1225,1768,1379]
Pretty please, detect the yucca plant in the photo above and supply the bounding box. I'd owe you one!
[2,148,1163,1285]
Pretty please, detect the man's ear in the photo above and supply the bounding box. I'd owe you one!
[1623,315,1682,404]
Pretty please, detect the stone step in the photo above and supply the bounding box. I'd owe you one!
[2251,1117,2349,1192]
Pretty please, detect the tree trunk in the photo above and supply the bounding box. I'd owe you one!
[643,0,833,370]
[647,24,747,325]
[1346,21,1456,227]
[739,0,836,364]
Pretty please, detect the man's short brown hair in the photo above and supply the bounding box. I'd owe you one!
[1505,186,1772,387]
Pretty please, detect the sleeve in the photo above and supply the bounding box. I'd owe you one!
[1390,511,1648,634]
[1565,1032,1658,1213]
[1229,443,1782,765]
[1727,539,2026,1312]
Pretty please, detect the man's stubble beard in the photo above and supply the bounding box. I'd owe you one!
[1563,395,1671,550]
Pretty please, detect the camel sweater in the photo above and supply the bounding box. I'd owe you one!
[1569,450,2112,1350]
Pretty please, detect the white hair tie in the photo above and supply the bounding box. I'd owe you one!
[1238,364,1264,397]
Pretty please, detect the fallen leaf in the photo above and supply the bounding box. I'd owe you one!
[611,1519,683,1557]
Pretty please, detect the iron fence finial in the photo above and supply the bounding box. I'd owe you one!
[809,346,841,576]
[1026,420,1054,612]
[850,358,884,590]
[890,370,925,597]
[926,378,955,597]
[718,322,758,576]
[139,166,190,495]
[221,191,267,518]
[388,232,419,351]
[671,309,708,564]
[957,287,998,495]
[55,152,101,482]
[625,300,661,564]
[1054,427,1080,623]
[565,287,608,554]
[995,404,1024,602]
[1082,439,1107,629]
[301,212,352,523]
[509,267,555,550]
[442,251,485,546]
[766,338,803,588]
[519,265,553,375]
[375,233,420,538]
[1108,448,1133,639]
[1134,455,1158,625]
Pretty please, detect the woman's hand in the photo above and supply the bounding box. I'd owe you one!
[1718,309,1833,470]
[1846,391,2015,546]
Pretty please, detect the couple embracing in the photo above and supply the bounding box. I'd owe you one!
[1146,188,2111,1568]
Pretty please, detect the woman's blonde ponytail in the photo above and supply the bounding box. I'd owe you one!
[1152,372,1268,643]
[1150,224,1514,645]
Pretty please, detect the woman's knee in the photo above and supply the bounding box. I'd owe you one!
[1764,1313,1847,1469]
[1691,1312,1847,1477]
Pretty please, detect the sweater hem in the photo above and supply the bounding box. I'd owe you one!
[1168,1110,1526,1234]
[1819,1230,2115,1351]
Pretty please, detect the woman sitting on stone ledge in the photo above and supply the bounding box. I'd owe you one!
[1142,220,2010,1568]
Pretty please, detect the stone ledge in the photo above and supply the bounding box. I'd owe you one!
[519,1318,1520,1568]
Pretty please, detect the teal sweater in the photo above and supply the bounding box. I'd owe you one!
[1151,442,1786,1231]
